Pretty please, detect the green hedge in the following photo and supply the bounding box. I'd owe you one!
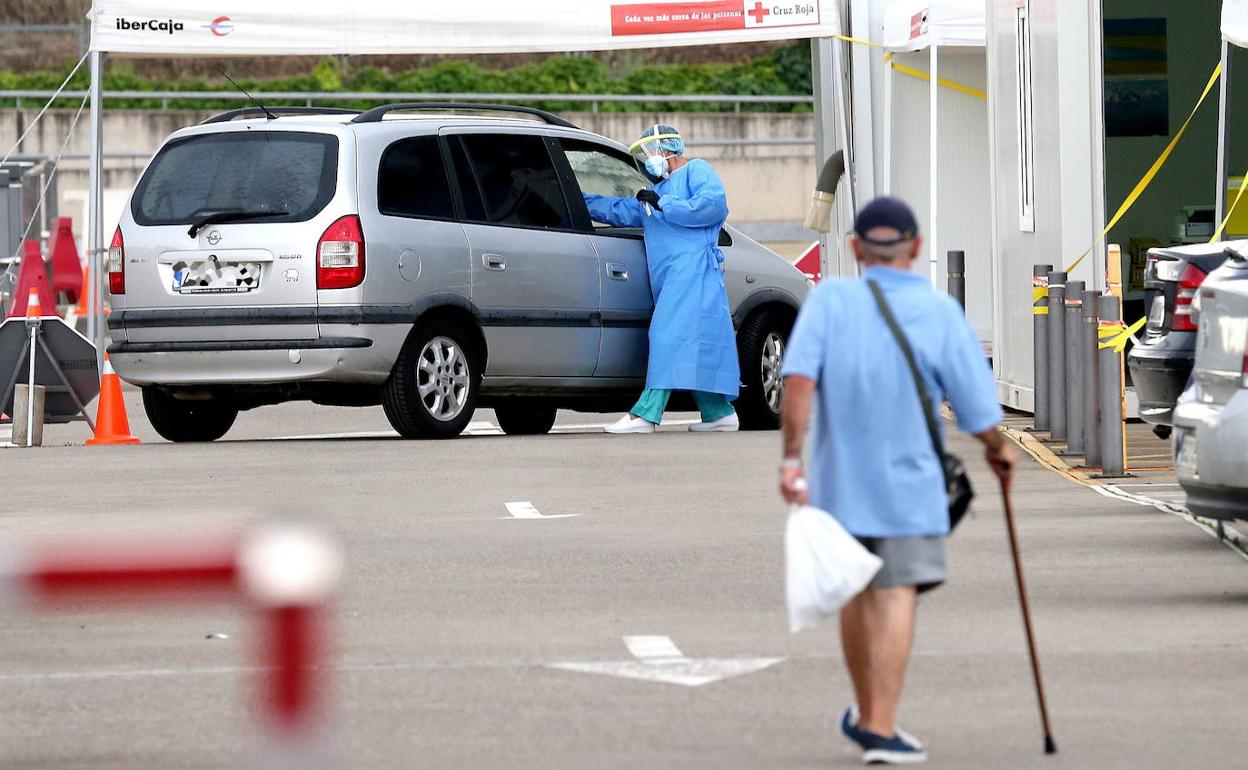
[0,43,813,112]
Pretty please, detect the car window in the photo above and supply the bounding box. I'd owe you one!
[132,132,337,226]
[455,134,571,229]
[561,140,650,229]
[377,136,455,220]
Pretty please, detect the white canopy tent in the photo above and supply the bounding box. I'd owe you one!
[80,0,847,364]
[879,0,985,287]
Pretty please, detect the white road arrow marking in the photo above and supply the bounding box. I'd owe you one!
[502,501,578,520]
[466,421,505,436]
[548,635,783,687]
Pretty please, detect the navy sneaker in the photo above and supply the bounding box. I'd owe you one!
[840,705,927,765]
[840,705,866,744]
[858,729,927,765]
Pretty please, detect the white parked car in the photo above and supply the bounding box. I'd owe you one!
[1172,247,1248,519]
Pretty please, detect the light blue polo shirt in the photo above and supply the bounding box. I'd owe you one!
[781,265,1002,537]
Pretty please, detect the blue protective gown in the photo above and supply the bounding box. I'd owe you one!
[583,159,740,398]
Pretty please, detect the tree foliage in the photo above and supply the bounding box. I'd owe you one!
[0,42,814,112]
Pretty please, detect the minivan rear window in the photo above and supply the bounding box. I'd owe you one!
[132,132,338,226]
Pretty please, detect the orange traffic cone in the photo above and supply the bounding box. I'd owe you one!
[74,263,90,316]
[86,356,140,446]
[24,288,45,317]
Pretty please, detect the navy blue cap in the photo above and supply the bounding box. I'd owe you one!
[853,196,919,246]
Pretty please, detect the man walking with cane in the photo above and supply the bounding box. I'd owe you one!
[778,197,1017,764]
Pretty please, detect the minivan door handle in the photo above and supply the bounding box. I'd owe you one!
[606,262,629,281]
[482,253,506,271]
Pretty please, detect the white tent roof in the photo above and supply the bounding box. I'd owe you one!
[89,0,842,56]
[880,0,985,52]
[1224,0,1248,47]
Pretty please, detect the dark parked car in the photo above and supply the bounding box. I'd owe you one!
[1127,241,1242,433]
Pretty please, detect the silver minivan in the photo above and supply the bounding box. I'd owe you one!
[108,104,809,441]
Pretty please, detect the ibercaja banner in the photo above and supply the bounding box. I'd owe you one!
[88,0,842,55]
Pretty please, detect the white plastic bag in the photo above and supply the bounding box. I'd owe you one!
[785,505,883,633]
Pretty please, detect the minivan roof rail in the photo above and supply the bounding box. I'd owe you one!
[350,102,578,129]
[200,106,362,125]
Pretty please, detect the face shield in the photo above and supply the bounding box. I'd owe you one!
[630,126,684,180]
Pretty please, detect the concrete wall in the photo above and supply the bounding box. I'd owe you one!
[0,109,819,246]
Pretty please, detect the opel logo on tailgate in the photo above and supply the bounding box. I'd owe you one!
[206,230,222,246]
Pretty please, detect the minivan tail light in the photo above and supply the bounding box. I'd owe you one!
[1172,263,1208,331]
[316,215,365,290]
[107,227,125,294]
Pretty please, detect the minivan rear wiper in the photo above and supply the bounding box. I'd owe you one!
[187,210,290,238]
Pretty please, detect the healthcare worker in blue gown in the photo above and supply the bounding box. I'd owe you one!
[584,124,741,434]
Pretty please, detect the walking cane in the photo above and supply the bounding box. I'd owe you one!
[1000,481,1057,754]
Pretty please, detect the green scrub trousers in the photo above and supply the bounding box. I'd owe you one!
[630,389,736,425]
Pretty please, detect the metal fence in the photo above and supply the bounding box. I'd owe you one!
[0,89,815,113]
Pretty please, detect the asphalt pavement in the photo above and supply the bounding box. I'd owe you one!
[2,397,1248,768]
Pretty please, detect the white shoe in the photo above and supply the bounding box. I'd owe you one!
[689,412,739,432]
[604,414,656,434]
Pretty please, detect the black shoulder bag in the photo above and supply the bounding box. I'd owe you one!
[867,280,974,531]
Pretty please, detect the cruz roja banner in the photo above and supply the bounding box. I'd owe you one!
[88,0,843,55]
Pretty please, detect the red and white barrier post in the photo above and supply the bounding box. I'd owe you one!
[1,524,342,769]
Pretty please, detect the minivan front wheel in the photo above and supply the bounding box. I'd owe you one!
[735,309,792,431]
[141,387,238,442]
[383,319,481,439]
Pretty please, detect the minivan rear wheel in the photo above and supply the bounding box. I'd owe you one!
[735,309,792,431]
[383,318,481,439]
[494,403,558,436]
[141,387,238,442]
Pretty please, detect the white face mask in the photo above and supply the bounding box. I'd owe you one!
[644,154,669,179]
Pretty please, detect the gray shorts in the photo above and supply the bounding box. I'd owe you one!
[856,535,947,594]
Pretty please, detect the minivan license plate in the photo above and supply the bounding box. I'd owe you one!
[1175,429,1198,478]
[172,259,261,294]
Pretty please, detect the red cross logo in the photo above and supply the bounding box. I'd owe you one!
[748,2,770,23]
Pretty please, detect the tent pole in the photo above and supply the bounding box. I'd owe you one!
[1215,38,1232,234]
[929,43,939,287]
[832,37,856,219]
[88,50,104,372]
[883,57,893,195]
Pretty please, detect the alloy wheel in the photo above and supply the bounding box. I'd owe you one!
[417,336,470,422]
[761,332,785,414]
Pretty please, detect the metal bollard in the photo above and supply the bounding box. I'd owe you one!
[1098,294,1126,476]
[1082,290,1102,468]
[947,250,966,309]
[1063,281,1085,455]
[1032,265,1052,430]
[1047,271,1068,440]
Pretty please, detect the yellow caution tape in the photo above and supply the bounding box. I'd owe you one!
[1097,316,1147,353]
[889,61,988,101]
[1211,165,1248,243]
[834,33,885,49]
[1066,62,1223,274]
[1032,285,1048,315]
[835,37,984,100]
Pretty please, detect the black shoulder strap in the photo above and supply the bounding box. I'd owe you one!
[866,279,945,462]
